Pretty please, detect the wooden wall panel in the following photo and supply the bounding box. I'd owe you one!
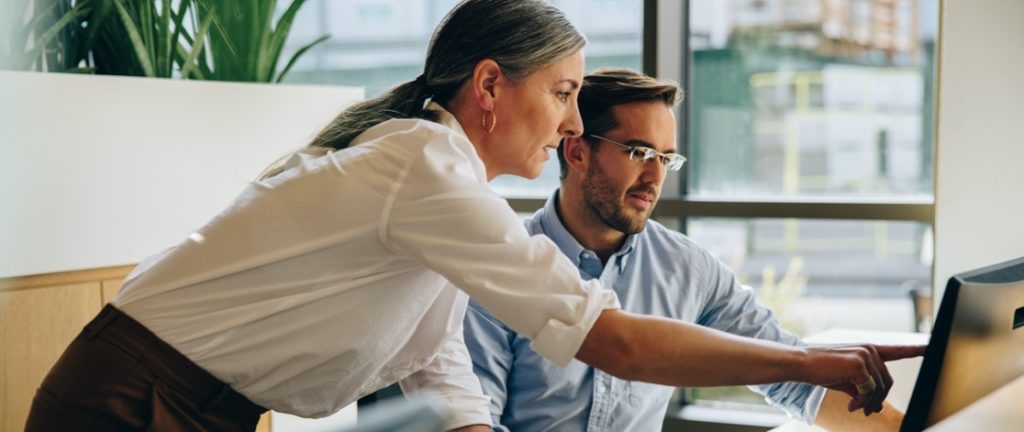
[2,266,278,431]
[101,278,124,305]
[256,412,272,432]
[0,283,103,432]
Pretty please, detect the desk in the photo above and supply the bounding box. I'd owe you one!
[924,374,1024,431]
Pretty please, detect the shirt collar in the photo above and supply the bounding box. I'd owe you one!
[540,189,640,274]
[425,101,468,138]
[423,101,487,182]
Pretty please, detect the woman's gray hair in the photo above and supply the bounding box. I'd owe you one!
[308,0,585,151]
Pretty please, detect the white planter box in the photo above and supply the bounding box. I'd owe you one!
[0,71,363,278]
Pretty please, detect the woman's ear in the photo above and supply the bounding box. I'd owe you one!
[562,136,590,176]
[470,59,502,111]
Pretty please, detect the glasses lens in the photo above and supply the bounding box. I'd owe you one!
[665,155,685,171]
[641,148,658,161]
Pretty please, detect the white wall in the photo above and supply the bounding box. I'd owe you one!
[0,72,362,278]
[933,0,1024,298]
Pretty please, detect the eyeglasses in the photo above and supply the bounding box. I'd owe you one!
[588,134,686,172]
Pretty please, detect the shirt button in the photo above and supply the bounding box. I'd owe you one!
[596,384,607,394]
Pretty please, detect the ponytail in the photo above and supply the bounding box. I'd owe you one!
[309,75,434,151]
[256,76,432,180]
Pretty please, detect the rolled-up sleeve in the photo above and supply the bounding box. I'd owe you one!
[696,250,824,423]
[384,137,620,367]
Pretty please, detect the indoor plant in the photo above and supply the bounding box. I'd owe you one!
[1,0,328,83]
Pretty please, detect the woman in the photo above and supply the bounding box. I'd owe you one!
[26,1,917,431]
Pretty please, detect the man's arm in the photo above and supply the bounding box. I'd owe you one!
[815,390,904,431]
[576,309,925,415]
[694,252,826,421]
[462,299,518,431]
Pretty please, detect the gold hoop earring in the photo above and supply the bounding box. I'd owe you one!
[481,110,496,133]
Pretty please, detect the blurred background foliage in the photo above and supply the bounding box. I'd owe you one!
[0,0,328,82]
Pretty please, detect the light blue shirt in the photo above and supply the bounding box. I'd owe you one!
[464,191,825,432]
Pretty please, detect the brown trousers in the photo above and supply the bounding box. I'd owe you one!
[25,305,267,432]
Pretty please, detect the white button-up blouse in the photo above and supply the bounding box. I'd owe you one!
[111,103,620,424]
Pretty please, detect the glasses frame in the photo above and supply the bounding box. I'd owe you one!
[587,134,686,172]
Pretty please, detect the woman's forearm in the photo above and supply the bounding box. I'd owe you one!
[576,309,807,386]
[575,309,924,416]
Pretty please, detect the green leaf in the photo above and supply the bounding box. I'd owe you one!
[193,0,238,62]
[19,1,93,68]
[111,0,155,76]
[158,0,172,76]
[179,12,212,80]
[81,0,113,67]
[168,0,190,74]
[174,42,205,79]
[275,33,328,83]
[133,0,152,65]
[264,0,306,82]
[64,66,96,74]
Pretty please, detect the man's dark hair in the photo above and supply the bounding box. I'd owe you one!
[558,68,682,179]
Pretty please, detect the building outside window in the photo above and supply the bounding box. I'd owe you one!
[682,0,937,410]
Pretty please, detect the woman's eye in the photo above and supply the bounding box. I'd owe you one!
[557,91,571,102]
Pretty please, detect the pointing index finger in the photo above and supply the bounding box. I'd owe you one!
[877,344,928,361]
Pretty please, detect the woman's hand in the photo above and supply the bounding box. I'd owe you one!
[802,344,926,415]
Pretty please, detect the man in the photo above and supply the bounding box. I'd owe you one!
[463,68,904,431]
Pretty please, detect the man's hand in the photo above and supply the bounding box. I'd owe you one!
[802,344,926,416]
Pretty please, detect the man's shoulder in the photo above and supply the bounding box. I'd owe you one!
[638,220,728,269]
[641,219,698,251]
[522,206,547,235]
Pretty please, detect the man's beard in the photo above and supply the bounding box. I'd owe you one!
[580,156,654,235]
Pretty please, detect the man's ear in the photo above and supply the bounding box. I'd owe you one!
[469,59,502,111]
[562,136,590,175]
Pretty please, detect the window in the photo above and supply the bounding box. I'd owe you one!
[679,0,938,412]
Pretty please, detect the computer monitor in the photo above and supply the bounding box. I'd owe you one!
[901,256,1024,431]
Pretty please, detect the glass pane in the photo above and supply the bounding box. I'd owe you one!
[687,0,938,200]
[280,0,461,95]
[676,217,933,408]
[280,0,643,200]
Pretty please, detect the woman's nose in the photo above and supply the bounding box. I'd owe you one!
[560,103,583,138]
